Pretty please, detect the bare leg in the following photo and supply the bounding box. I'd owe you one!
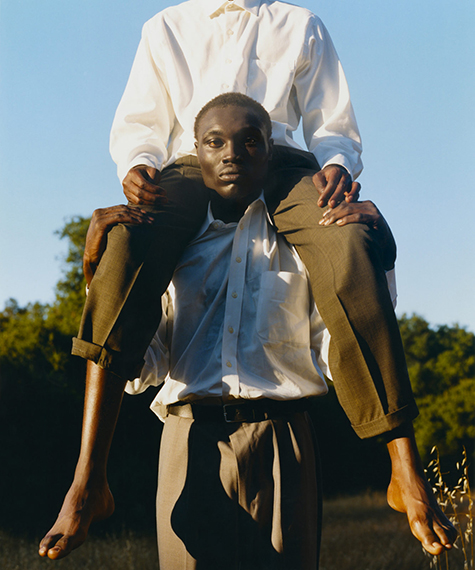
[386,423,458,555]
[39,362,126,560]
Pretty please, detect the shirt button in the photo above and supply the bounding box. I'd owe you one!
[227,29,234,35]
[225,58,232,64]
[228,326,234,334]
[226,361,232,368]
[231,291,238,298]
[236,256,242,263]
[222,84,229,90]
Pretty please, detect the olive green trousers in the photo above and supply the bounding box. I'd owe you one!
[72,146,417,438]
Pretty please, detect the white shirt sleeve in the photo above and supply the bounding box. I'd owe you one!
[294,17,363,179]
[110,21,175,181]
[125,291,171,395]
[309,300,332,382]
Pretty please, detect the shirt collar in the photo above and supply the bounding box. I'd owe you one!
[202,0,262,18]
[195,192,268,239]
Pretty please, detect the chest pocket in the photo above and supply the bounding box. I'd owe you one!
[255,271,310,347]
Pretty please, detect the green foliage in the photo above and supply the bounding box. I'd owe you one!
[399,314,475,397]
[0,216,161,537]
[398,314,475,461]
[0,217,90,385]
[48,216,90,336]
[415,379,475,457]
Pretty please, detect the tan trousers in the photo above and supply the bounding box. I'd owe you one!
[72,146,418,438]
[156,413,321,570]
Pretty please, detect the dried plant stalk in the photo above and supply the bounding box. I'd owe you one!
[424,447,473,570]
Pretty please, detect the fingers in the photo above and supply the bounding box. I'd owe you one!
[345,181,361,202]
[314,165,352,208]
[123,165,166,206]
[84,205,155,286]
[125,184,168,205]
[319,200,380,228]
[92,205,155,229]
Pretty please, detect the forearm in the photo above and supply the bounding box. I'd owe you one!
[296,18,363,179]
[74,362,127,485]
[110,27,173,181]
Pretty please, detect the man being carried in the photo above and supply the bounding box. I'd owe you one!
[71,0,408,453]
[40,94,456,568]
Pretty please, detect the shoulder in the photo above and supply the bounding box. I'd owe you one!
[143,0,201,29]
[261,0,323,26]
[259,0,327,43]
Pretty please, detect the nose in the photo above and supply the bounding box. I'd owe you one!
[223,140,244,163]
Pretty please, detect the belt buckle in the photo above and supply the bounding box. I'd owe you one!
[223,403,255,423]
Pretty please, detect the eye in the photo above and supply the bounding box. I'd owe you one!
[245,137,258,146]
[206,138,224,148]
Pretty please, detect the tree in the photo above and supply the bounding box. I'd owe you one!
[0,216,160,537]
[398,314,475,463]
[46,216,90,337]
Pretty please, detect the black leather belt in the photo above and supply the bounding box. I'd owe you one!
[166,398,310,423]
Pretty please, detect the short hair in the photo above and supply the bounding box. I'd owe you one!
[194,93,272,140]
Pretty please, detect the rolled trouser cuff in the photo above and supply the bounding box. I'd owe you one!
[72,337,144,380]
[351,402,419,439]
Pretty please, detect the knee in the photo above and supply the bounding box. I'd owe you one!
[332,222,396,276]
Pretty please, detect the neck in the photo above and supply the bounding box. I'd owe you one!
[210,189,261,223]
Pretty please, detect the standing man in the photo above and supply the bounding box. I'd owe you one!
[71,0,409,447]
[40,95,456,567]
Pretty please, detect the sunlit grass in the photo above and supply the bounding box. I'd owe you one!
[1,488,472,570]
[0,532,158,570]
[320,492,435,570]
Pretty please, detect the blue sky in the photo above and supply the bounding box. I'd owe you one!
[1,0,474,331]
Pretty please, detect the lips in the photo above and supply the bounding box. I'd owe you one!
[219,168,246,181]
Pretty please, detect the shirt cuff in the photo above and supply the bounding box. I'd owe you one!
[119,155,163,183]
[321,156,353,179]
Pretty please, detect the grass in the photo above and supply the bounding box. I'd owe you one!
[425,447,473,570]
[320,492,439,570]
[1,488,472,569]
[0,531,159,570]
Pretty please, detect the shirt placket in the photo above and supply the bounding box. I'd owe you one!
[221,208,251,397]
[220,1,242,93]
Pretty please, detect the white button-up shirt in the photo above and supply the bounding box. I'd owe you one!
[126,196,332,419]
[110,0,363,182]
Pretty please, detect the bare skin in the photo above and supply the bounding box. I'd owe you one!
[386,424,457,555]
[313,163,359,208]
[38,363,126,560]
[122,164,167,206]
[83,205,154,286]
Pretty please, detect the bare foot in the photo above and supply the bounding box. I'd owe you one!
[386,430,458,556]
[38,480,114,560]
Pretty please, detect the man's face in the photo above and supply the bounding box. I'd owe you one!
[195,106,272,204]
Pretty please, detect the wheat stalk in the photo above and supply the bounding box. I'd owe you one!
[424,447,473,570]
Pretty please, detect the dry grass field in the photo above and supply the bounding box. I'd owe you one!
[1,491,470,570]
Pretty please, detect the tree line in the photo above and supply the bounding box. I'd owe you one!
[0,217,473,537]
